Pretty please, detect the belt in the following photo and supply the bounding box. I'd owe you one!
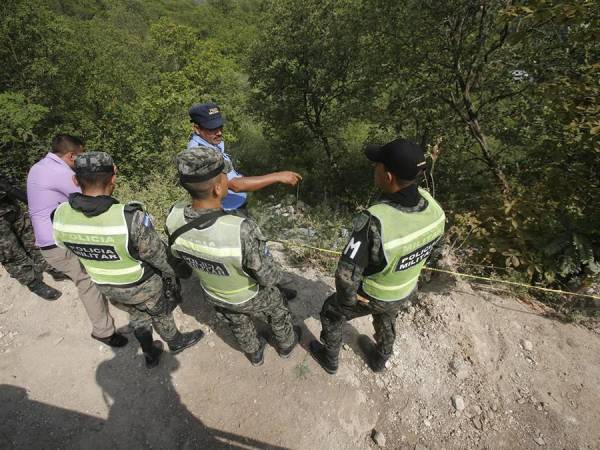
[40,244,58,250]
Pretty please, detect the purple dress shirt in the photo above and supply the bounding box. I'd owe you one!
[27,152,81,247]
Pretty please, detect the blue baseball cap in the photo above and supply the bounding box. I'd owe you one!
[189,102,224,129]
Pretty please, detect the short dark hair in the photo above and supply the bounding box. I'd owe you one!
[75,172,114,190]
[181,177,219,200]
[52,134,84,155]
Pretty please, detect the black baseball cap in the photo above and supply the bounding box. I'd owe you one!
[364,138,426,181]
[189,102,224,129]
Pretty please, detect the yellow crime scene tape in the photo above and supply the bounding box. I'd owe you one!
[269,239,600,302]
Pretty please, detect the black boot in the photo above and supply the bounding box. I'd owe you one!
[308,340,338,374]
[92,332,128,348]
[167,329,204,354]
[134,328,163,368]
[358,335,388,373]
[278,286,297,301]
[247,337,267,367]
[278,326,302,359]
[46,269,69,281]
[27,279,62,301]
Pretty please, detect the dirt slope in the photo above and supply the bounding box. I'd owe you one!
[1,247,599,449]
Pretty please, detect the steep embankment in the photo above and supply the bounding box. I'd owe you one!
[1,245,599,449]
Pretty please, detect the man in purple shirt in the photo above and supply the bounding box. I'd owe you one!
[27,135,126,347]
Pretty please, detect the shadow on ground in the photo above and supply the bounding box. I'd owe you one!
[0,345,287,449]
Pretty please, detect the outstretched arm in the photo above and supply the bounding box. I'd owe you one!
[228,171,302,193]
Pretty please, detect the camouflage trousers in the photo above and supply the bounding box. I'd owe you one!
[98,274,178,341]
[0,211,51,286]
[320,290,417,359]
[212,286,295,354]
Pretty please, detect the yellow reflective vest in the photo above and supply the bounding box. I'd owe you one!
[362,189,445,301]
[166,204,259,304]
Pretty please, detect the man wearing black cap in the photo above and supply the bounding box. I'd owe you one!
[188,102,302,212]
[309,138,445,374]
[52,152,204,368]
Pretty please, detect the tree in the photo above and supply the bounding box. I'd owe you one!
[249,0,374,182]
[363,0,531,205]
[0,92,48,178]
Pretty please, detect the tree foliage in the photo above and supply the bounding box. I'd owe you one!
[0,0,597,293]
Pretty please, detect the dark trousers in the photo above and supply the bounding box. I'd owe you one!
[0,210,51,286]
[212,286,294,354]
[319,291,416,359]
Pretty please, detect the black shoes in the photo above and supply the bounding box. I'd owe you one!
[27,279,62,301]
[134,328,163,368]
[278,326,301,359]
[47,269,69,281]
[279,286,297,301]
[167,329,204,354]
[247,337,267,367]
[308,340,338,375]
[358,335,388,373]
[92,332,129,348]
[143,341,164,368]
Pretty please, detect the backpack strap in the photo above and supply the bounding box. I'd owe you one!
[167,210,226,248]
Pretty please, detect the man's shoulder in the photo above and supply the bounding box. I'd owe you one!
[239,217,266,243]
[27,157,46,177]
[124,201,144,214]
[126,209,158,243]
[348,209,381,235]
[29,154,70,180]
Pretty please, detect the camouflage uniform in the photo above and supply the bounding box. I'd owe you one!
[67,153,179,342]
[96,209,178,341]
[0,177,52,286]
[182,206,294,354]
[171,146,295,355]
[319,185,425,360]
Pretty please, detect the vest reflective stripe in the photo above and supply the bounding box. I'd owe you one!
[87,265,144,276]
[52,202,146,286]
[174,237,242,258]
[52,223,129,235]
[362,189,445,301]
[384,215,446,250]
[363,275,420,292]
[165,204,259,304]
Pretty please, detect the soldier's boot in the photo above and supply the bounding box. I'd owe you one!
[92,332,129,348]
[167,329,204,354]
[247,337,267,367]
[278,286,297,301]
[308,340,338,375]
[134,328,163,369]
[358,335,388,373]
[47,268,69,281]
[278,326,302,359]
[26,279,62,301]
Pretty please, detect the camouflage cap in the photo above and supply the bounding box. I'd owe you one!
[176,146,229,183]
[74,151,115,174]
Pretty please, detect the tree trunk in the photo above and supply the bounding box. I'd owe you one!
[459,88,514,205]
[467,117,513,204]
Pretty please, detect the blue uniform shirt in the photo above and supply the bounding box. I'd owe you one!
[187,133,248,210]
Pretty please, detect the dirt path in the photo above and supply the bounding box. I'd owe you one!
[1,247,599,449]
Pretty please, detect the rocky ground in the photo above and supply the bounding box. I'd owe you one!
[1,244,600,449]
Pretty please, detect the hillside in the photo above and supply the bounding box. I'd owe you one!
[1,245,599,449]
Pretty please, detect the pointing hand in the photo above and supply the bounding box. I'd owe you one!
[277,171,302,186]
